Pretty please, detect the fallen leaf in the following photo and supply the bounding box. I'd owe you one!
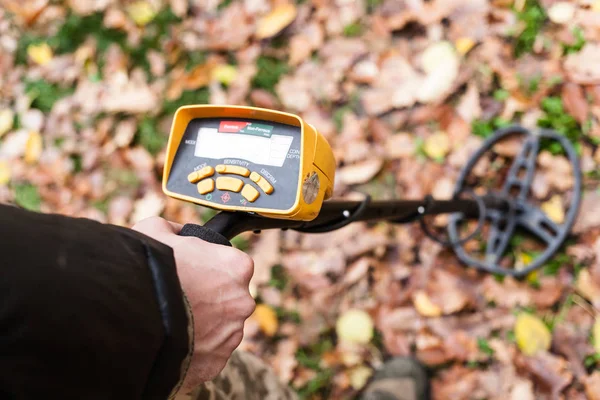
[131,191,165,223]
[455,37,476,55]
[27,42,53,65]
[126,1,156,26]
[456,84,482,123]
[211,64,238,86]
[336,309,374,344]
[575,268,600,306]
[423,131,451,160]
[0,161,10,185]
[541,195,565,224]
[548,2,576,25]
[0,109,14,138]
[337,158,383,185]
[565,44,600,84]
[517,352,573,399]
[24,131,43,164]
[413,290,442,317]
[417,41,459,103]
[348,365,372,390]
[515,313,551,356]
[594,318,600,354]
[251,304,279,337]
[255,3,297,40]
[584,371,600,400]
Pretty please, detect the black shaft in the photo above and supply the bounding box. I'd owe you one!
[204,195,510,240]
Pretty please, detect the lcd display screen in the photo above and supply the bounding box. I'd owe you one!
[194,121,294,167]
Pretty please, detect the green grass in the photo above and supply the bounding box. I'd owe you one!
[471,117,511,139]
[562,26,586,55]
[251,56,290,93]
[136,116,168,155]
[477,337,495,357]
[163,88,210,115]
[537,96,582,154]
[268,264,289,290]
[514,0,546,57]
[14,183,42,211]
[343,22,364,37]
[25,80,75,113]
[295,338,335,399]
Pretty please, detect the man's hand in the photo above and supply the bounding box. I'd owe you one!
[132,217,255,392]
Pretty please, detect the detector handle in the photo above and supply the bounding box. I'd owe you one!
[178,224,232,247]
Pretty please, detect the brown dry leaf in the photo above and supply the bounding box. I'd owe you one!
[456,84,481,123]
[562,82,589,124]
[251,304,279,337]
[184,62,215,91]
[131,191,165,224]
[575,268,600,307]
[584,371,600,400]
[573,191,600,234]
[337,158,383,185]
[517,352,573,399]
[255,3,297,40]
[565,43,600,84]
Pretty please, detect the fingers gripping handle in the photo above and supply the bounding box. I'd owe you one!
[178,223,232,247]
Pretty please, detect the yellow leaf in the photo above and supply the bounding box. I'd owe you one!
[413,290,442,317]
[27,43,53,66]
[0,109,14,138]
[515,313,551,355]
[127,1,156,26]
[541,195,565,224]
[548,1,576,25]
[593,0,600,13]
[421,41,458,75]
[576,269,600,303]
[25,131,43,164]
[0,161,11,186]
[255,3,298,40]
[349,366,373,390]
[423,131,451,160]
[251,304,278,337]
[336,309,374,344]
[211,64,238,86]
[593,318,600,354]
[455,37,475,55]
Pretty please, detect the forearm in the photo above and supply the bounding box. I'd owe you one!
[0,204,190,399]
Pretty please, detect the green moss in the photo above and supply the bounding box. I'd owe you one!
[136,116,168,155]
[537,96,582,154]
[514,0,547,57]
[471,117,511,139]
[14,183,41,211]
[562,26,586,55]
[25,79,74,113]
[343,22,364,37]
[251,56,290,93]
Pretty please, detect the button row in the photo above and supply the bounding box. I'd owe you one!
[189,166,274,203]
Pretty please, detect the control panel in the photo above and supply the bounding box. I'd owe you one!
[162,105,335,221]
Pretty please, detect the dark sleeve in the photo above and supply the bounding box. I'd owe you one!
[0,204,191,400]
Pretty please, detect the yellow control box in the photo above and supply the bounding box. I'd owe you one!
[163,105,335,221]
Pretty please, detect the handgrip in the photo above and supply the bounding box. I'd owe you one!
[178,223,232,247]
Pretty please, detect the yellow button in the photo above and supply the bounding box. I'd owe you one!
[216,177,244,192]
[241,184,260,202]
[250,172,274,195]
[197,179,215,195]
[188,166,215,183]
[215,164,250,177]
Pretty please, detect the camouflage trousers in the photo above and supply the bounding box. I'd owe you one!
[175,351,298,400]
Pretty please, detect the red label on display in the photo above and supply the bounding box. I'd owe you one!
[219,121,249,133]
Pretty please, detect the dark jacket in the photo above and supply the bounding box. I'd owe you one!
[0,204,191,399]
